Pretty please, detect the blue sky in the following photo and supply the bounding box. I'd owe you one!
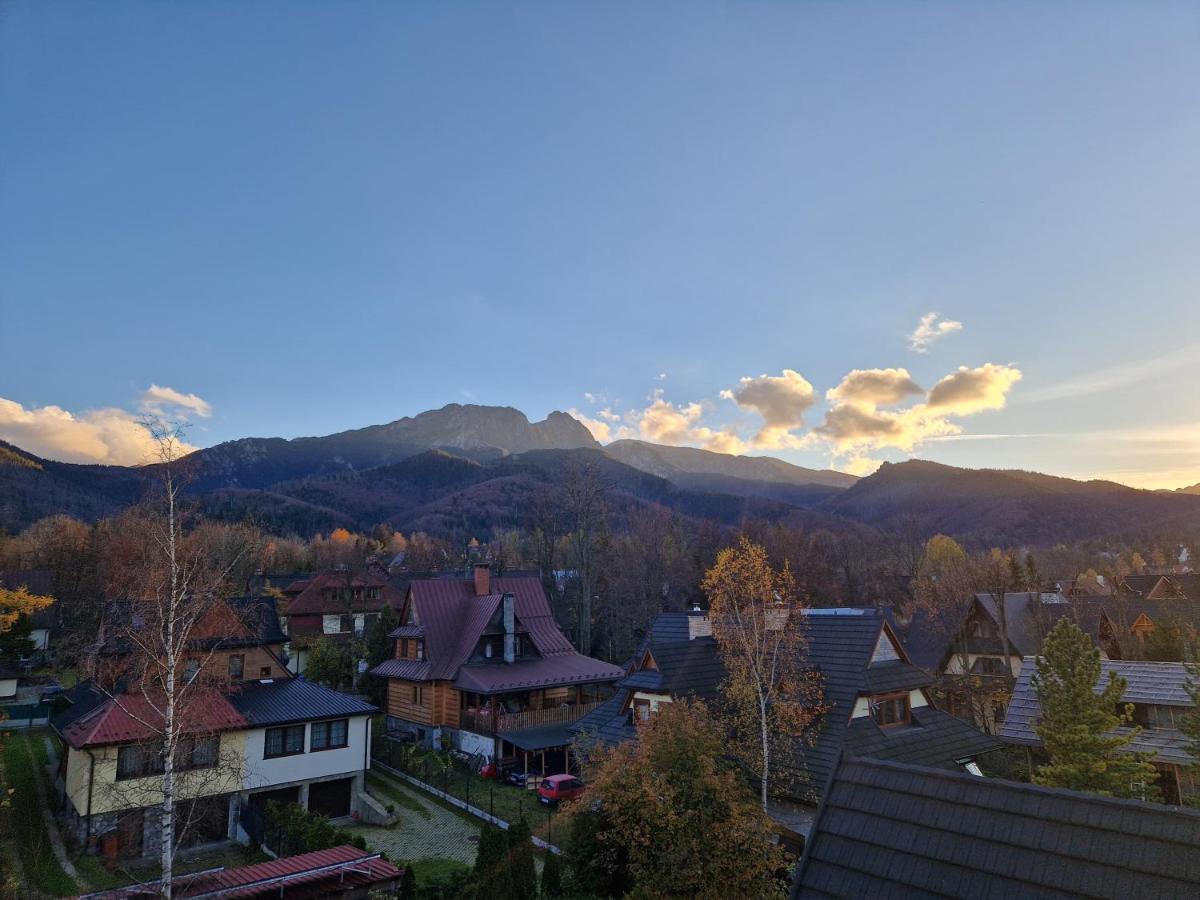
[2,3,1199,487]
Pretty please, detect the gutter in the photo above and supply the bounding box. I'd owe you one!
[84,747,96,842]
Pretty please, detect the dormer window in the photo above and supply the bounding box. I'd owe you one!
[416,640,424,661]
[484,640,494,659]
[870,693,911,728]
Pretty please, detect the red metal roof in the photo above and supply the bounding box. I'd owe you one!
[59,689,246,749]
[80,845,403,898]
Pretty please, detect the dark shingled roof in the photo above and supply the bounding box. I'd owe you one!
[793,755,1200,899]
[229,678,377,727]
[453,655,623,694]
[572,608,996,804]
[1000,657,1196,765]
[844,707,1002,769]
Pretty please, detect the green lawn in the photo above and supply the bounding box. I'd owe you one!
[0,730,79,897]
[372,750,565,844]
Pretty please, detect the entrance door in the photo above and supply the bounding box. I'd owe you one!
[308,777,353,818]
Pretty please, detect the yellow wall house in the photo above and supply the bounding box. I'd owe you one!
[52,679,377,860]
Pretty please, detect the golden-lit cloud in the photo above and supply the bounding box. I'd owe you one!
[825,368,923,408]
[908,312,962,353]
[569,408,613,442]
[815,362,1022,455]
[0,387,208,465]
[720,369,815,448]
[622,393,749,453]
[927,363,1023,414]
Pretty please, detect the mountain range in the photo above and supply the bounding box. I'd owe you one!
[3,403,1199,547]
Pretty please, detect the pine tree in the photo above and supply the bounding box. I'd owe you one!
[540,849,564,898]
[1032,619,1160,799]
[505,819,538,900]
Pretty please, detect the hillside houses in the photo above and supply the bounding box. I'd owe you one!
[571,606,1001,837]
[371,564,622,767]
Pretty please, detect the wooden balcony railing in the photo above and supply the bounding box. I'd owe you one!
[459,700,605,736]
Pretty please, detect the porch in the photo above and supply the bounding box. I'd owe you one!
[457,684,608,736]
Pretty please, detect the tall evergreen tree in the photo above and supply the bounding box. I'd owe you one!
[1032,619,1159,799]
[540,849,564,898]
[361,602,399,703]
[505,819,538,900]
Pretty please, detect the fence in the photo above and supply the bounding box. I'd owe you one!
[459,700,605,735]
[371,736,565,853]
[0,702,50,729]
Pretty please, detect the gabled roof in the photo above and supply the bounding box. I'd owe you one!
[98,595,287,655]
[1000,656,1196,765]
[284,570,404,616]
[844,707,1002,769]
[793,756,1200,899]
[373,574,588,685]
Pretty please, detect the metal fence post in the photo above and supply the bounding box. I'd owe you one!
[490,781,494,818]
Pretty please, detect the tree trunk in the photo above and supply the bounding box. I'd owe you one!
[759,690,770,812]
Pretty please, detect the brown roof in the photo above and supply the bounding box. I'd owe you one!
[284,570,404,616]
[372,574,617,691]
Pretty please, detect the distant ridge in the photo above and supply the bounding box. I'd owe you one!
[604,439,856,488]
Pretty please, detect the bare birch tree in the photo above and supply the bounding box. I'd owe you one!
[702,537,823,810]
[96,421,253,896]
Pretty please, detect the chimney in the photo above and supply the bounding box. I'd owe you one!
[502,592,516,663]
[474,563,491,597]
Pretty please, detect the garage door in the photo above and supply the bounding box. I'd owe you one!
[308,777,353,818]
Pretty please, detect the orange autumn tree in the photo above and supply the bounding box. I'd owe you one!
[702,537,823,810]
[0,584,55,636]
[569,698,786,899]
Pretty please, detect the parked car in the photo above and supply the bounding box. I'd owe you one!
[40,680,65,702]
[537,774,586,806]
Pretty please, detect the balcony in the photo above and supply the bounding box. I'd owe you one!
[459,699,605,736]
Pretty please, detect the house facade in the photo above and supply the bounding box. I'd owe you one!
[371,564,622,765]
[276,570,405,675]
[53,678,378,858]
[572,607,1001,826]
[1000,657,1198,805]
[52,593,380,859]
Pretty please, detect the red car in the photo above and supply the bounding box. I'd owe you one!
[537,774,586,806]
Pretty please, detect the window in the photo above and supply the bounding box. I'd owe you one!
[411,685,424,706]
[264,724,306,758]
[969,657,1008,677]
[117,743,165,780]
[175,735,220,771]
[322,614,342,635]
[353,614,365,638]
[183,658,200,683]
[311,719,349,751]
[228,655,244,680]
[416,640,424,661]
[632,698,652,722]
[484,640,494,659]
[870,693,911,728]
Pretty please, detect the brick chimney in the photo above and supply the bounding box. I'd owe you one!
[474,563,491,597]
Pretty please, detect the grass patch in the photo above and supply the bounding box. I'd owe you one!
[366,772,430,818]
[406,856,471,886]
[74,841,271,892]
[0,731,79,896]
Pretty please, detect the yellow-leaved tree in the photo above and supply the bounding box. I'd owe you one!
[702,537,823,811]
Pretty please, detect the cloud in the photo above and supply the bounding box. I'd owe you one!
[140,383,212,419]
[569,408,613,443]
[813,362,1021,454]
[927,364,1022,414]
[839,455,884,477]
[721,369,816,448]
[825,368,924,409]
[0,385,210,466]
[1022,343,1200,403]
[908,312,962,353]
